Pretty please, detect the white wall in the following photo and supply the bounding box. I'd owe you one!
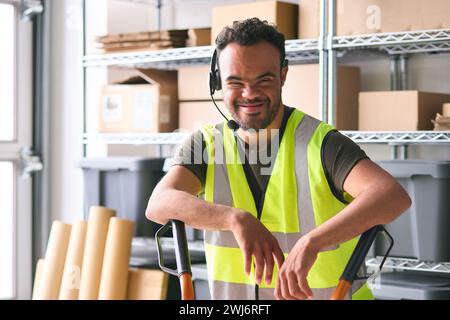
[49,0,84,223]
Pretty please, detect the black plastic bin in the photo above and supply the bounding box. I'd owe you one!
[79,157,165,237]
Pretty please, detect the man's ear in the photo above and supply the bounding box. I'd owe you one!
[281,65,288,87]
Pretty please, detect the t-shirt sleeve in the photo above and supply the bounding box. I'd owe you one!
[171,130,208,188]
[322,130,369,197]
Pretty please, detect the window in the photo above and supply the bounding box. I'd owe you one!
[0,161,14,299]
[0,3,15,141]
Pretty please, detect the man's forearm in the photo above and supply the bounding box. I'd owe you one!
[146,188,239,232]
[305,179,410,252]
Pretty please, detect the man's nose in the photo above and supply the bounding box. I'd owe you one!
[241,83,259,100]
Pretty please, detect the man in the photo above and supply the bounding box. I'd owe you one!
[146,18,411,300]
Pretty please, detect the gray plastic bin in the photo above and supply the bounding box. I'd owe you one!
[191,264,211,300]
[375,160,450,262]
[372,271,450,300]
[79,157,165,237]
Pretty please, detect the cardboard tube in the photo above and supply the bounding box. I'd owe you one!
[443,103,450,117]
[78,206,115,300]
[126,268,169,300]
[32,259,45,300]
[35,221,72,300]
[59,220,88,300]
[98,218,134,300]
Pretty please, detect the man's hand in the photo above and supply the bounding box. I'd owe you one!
[231,211,285,286]
[274,235,318,300]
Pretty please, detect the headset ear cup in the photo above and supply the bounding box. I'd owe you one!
[209,71,216,95]
[215,70,221,91]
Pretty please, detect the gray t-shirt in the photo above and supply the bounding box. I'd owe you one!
[172,106,368,205]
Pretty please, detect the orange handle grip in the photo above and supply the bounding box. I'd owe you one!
[180,273,195,300]
[331,280,351,300]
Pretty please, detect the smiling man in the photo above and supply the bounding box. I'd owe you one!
[146,18,411,300]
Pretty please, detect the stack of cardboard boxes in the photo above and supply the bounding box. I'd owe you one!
[97,0,450,135]
[299,0,450,38]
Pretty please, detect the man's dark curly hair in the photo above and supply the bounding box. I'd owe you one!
[215,17,286,65]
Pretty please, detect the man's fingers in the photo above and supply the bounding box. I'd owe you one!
[254,252,265,285]
[278,270,297,300]
[298,274,313,299]
[273,246,285,270]
[287,272,307,300]
[263,253,275,285]
[243,250,252,276]
[274,280,284,300]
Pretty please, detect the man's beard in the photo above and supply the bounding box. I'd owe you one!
[229,95,281,131]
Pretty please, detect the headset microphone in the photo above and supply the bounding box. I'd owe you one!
[209,49,240,131]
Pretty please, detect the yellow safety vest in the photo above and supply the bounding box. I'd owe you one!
[200,109,373,300]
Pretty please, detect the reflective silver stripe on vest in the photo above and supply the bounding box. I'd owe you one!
[294,114,321,235]
[210,281,349,300]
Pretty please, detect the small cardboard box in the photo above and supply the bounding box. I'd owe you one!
[443,103,450,117]
[178,65,221,101]
[99,69,178,133]
[359,91,450,131]
[186,28,211,47]
[211,0,298,44]
[179,101,224,132]
[282,64,360,130]
[299,0,450,38]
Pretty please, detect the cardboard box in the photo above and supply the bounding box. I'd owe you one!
[211,1,298,44]
[178,65,221,101]
[179,101,224,132]
[299,0,450,38]
[99,69,178,133]
[186,28,211,47]
[359,91,450,131]
[282,64,360,130]
[443,103,450,117]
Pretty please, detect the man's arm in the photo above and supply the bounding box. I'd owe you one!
[275,159,411,300]
[146,164,284,285]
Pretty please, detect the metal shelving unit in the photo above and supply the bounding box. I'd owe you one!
[82,0,450,152]
[82,131,450,146]
[81,1,450,297]
[341,131,450,144]
[333,28,450,55]
[83,39,320,69]
[82,132,189,145]
[366,257,450,274]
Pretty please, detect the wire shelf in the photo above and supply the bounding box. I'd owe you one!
[334,28,450,55]
[82,131,450,146]
[366,257,450,274]
[82,132,190,145]
[341,131,450,144]
[83,39,319,69]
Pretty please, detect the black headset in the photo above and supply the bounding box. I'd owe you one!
[209,49,222,95]
[208,48,289,131]
[209,49,239,130]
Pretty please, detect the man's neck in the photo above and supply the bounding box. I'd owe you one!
[237,104,285,145]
